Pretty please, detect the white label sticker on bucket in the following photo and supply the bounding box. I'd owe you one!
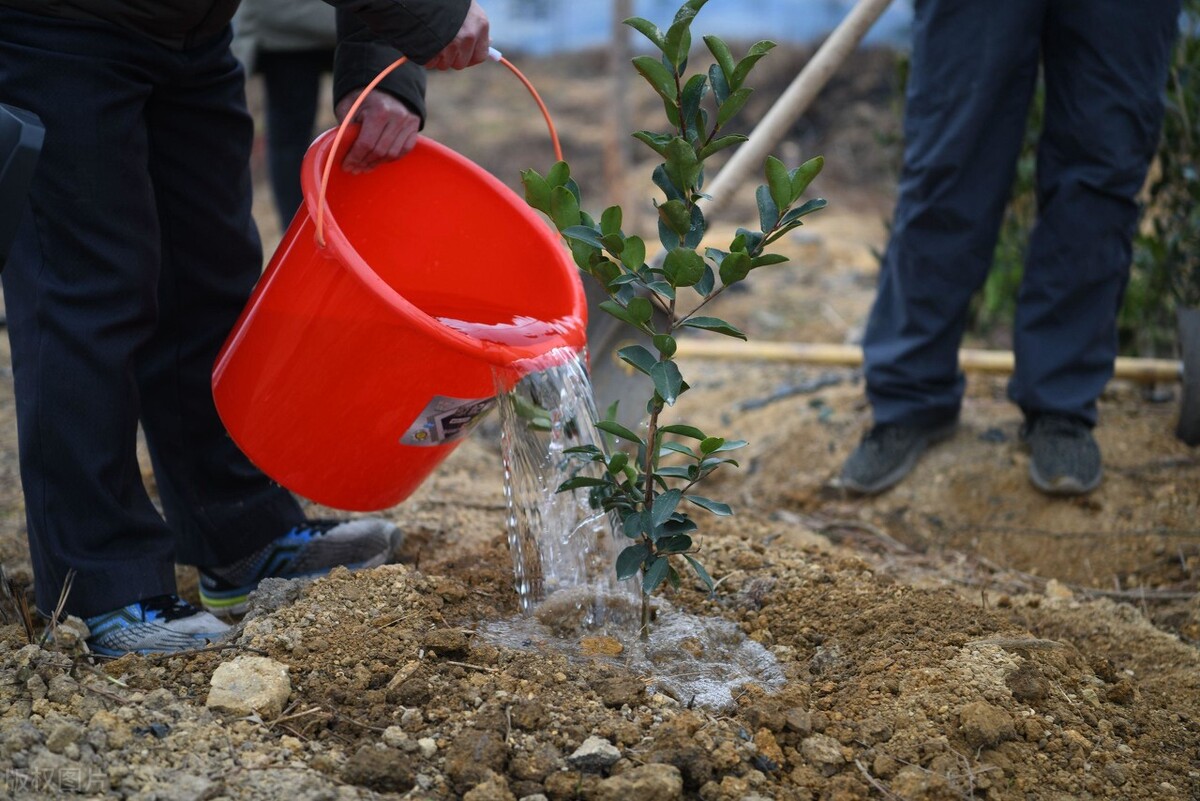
[400,395,496,446]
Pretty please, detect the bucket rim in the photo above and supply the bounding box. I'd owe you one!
[300,129,587,368]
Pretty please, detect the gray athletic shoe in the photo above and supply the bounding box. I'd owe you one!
[839,418,958,495]
[1021,413,1102,496]
[85,595,230,657]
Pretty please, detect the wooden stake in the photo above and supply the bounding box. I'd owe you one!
[674,339,1183,384]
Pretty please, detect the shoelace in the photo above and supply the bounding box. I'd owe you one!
[139,594,199,622]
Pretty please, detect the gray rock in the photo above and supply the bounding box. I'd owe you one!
[206,656,291,718]
[567,736,621,772]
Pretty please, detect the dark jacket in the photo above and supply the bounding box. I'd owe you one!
[0,0,472,122]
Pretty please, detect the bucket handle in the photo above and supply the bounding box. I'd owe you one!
[315,49,563,248]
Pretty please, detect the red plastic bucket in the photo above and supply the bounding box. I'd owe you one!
[212,127,586,511]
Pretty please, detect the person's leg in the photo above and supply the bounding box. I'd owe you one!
[258,48,333,229]
[0,10,180,618]
[841,0,1046,494]
[137,27,307,571]
[1011,0,1181,423]
[863,0,1046,427]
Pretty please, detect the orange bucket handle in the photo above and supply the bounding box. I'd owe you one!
[315,49,563,248]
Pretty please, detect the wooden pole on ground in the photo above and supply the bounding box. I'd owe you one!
[673,340,1184,384]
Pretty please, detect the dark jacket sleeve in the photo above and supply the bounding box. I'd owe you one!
[327,0,472,64]
[333,10,429,126]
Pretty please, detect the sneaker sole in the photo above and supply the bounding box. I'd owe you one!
[1028,462,1102,496]
[199,550,390,617]
[840,421,959,495]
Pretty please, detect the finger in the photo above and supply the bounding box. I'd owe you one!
[343,109,386,173]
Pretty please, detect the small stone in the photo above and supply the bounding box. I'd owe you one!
[206,656,292,718]
[959,701,1016,749]
[383,726,408,748]
[1044,579,1073,601]
[418,737,438,759]
[45,722,82,754]
[422,629,471,658]
[590,764,683,801]
[567,735,621,772]
[463,771,516,801]
[801,734,844,774]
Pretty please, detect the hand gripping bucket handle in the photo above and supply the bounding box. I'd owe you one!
[211,52,585,512]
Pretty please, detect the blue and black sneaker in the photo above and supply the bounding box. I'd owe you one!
[198,518,398,616]
[85,595,230,657]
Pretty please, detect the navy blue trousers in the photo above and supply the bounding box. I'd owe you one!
[0,8,305,618]
[863,0,1181,428]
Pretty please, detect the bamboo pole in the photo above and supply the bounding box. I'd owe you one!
[673,339,1184,384]
[700,0,896,219]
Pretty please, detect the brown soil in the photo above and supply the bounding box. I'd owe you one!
[2,46,1199,801]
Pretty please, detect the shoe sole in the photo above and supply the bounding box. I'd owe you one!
[199,550,390,617]
[840,421,959,496]
[1028,462,1102,496]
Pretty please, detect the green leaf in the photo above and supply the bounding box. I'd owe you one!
[707,63,730,106]
[731,40,776,89]
[660,441,699,458]
[682,316,747,339]
[557,476,610,491]
[642,556,670,593]
[685,555,715,592]
[714,439,748,452]
[716,87,752,127]
[700,436,726,454]
[600,206,623,237]
[663,17,694,70]
[765,155,791,211]
[653,334,677,358]
[624,17,664,50]
[663,248,707,288]
[627,296,654,325]
[680,74,708,138]
[561,225,604,249]
[623,512,645,540]
[656,466,693,479]
[596,419,645,445]
[546,160,570,188]
[664,137,702,195]
[651,488,683,530]
[616,544,650,580]
[632,55,677,102]
[633,130,673,157]
[756,184,779,231]
[651,359,685,405]
[620,235,647,270]
[653,164,685,202]
[658,534,694,554]
[718,251,752,286]
[562,444,602,456]
[617,344,658,376]
[607,452,629,475]
[781,197,828,225]
[698,134,747,160]
[703,35,735,87]
[696,265,716,297]
[790,155,824,199]
[686,494,733,515]
[599,299,640,328]
[550,185,581,230]
[646,281,676,301]
[520,169,551,213]
[660,423,706,439]
[752,253,789,267]
[657,199,693,237]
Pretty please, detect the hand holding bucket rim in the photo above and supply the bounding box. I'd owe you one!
[315,48,564,248]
